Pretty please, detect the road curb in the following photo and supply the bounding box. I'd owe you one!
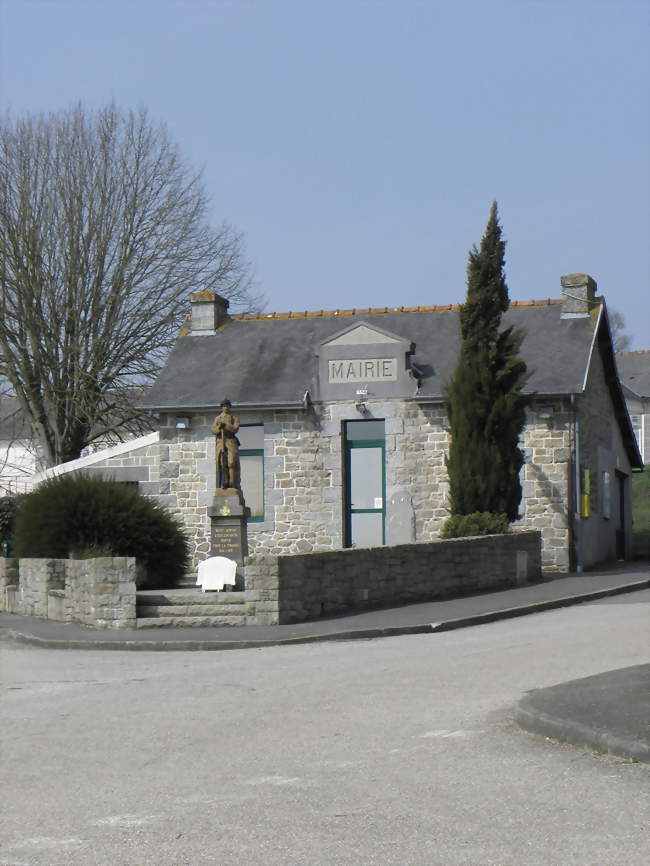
[5,578,648,652]
[515,696,650,763]
[429,579,650,632]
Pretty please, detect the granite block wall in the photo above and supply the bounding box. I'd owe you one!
[77,400,580,574]
[516,400,572,571]
[0,557,137,628]
[244,531,541,625]
[0,557,19,613]
[39,370,629,576]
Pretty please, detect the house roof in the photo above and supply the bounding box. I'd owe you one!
[616,351,650,399]
[141,299,598,410]
[0,393,155,443]
[0,397,30,441]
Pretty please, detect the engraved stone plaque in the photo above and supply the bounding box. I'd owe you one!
[387,489,416,545]
[210,519,246,564]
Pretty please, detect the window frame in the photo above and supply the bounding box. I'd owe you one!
[343,419,386,548]
[239,425,265,523]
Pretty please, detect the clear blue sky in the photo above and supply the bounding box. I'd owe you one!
[1,0,648,347]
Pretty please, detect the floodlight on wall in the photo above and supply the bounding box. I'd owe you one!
[175,416,191,429]
[538,406,553,420]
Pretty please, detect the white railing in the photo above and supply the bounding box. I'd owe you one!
[0,477,34,495]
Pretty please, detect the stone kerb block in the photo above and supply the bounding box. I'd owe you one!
[47,590,66,621]
[15,559,64,617]
[82,557,137,629]
[45,556,136,629]
[243,554,282,624]
[0,558,18,612]
[0,557,18,587]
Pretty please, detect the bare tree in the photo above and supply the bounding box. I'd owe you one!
[608,308,632,353]
[0,104,260,466]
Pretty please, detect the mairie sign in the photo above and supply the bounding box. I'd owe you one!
[328,358,397,383]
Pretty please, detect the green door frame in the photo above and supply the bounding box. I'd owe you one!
[344,426,386,548]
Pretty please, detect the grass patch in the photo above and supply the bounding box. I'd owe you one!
[631,467,650,559]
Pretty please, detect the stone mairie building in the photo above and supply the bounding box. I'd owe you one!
[51,273,641,574]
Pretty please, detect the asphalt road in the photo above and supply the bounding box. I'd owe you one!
[1,591,649,866]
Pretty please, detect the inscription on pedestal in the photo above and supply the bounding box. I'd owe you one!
[210,520,246,564]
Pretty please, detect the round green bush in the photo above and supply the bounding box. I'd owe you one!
[440,511,510,539]
[0,495,22,556]
[13,473,189,588]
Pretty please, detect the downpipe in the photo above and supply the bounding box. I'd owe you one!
[571,393,582,573]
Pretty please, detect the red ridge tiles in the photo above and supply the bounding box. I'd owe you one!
[233,298,563,321]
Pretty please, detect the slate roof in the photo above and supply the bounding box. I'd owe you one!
[141,299,598,410]
[616,351,650,398]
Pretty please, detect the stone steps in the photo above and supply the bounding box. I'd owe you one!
[136,589,246,628]
[136,615,246,629]
[138,602,245,617]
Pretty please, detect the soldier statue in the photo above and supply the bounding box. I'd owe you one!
[211,399,241,490]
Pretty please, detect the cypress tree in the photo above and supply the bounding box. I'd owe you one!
[445,202,529,522]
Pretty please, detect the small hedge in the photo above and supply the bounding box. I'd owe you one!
[0,495,22,556]
[440,511,510,539]
[13,474,189,588]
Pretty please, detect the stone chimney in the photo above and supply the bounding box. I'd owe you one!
[560,273,598,318]
[189,291,230,334]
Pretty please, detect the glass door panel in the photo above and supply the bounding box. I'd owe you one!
[344,420,385,548]
[350,512,384,548]
[349,447,383,510]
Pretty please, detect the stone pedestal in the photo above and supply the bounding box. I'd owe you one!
[208,489,249,590]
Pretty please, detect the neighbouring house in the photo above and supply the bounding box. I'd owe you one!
[30,273,642,573]
[616,350,649,465]
[0,398,39,494]
[0,396,155,495]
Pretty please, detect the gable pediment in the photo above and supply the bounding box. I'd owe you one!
[316,320,414,401]
[322,322,404,346]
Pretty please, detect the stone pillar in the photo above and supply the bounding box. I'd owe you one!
[208,491,249,589]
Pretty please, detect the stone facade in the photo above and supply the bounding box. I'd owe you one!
[578,347,633,566]
[123,402,452,568]
[244,531,541,625]
[0,557,137,629]
[35,391,628,577]
[518,400,572,571]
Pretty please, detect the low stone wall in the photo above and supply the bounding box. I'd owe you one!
[244,531,541,625]
[0,557,19,584]
[1,533,541,629]
[0,557,137,629]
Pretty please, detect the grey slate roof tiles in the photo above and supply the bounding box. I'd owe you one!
[616,351,650,398]
[141,299,597,410]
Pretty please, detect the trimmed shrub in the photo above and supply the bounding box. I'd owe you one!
[13,474,189,588]
[440,511,510,539]
[0,495,22,556]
